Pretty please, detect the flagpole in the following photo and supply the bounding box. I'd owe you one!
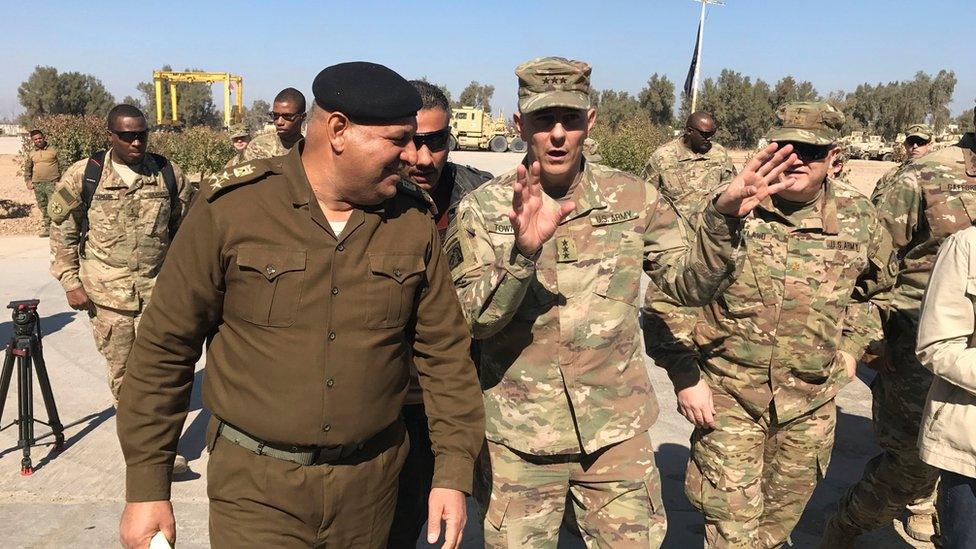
[689,0,724,114]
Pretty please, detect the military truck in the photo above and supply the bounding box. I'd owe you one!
[841,132,896,161]
[450,106,526,153]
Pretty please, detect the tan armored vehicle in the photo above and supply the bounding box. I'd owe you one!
[841,131,896,161]
[450,106,526,153]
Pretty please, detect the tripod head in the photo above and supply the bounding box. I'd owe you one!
[8,299,40,338]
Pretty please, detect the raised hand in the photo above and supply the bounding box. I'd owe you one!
[509,161,576,256]
[714,143,798,217]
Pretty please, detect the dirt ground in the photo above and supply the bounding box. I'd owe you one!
[0,149,896,237]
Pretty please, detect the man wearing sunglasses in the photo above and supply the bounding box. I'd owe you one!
[640,111,737,437]
[387,80,492,549]
[870,123,934,202]
[824,111,976,547]
[678,101,894,548]
[47,104,193,413]
[237,87,306,163]
[447,56,799,547]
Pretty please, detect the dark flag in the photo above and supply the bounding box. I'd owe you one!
[683,20,702,98]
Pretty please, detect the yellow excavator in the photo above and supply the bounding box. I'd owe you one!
[153,70,243,128]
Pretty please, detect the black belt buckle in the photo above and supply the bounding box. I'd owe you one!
[312,445,345,464]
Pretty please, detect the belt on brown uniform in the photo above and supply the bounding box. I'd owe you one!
[216,420,396,466]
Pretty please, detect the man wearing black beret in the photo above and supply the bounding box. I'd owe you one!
[116,61,485,549]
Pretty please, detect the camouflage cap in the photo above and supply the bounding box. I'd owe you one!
[228,124,250,139]
[765,101,845,146]
[515,57,592,114]
[905,123,933,142]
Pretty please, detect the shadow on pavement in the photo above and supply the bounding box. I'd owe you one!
[0,405,116,473]
[0,311,78,345]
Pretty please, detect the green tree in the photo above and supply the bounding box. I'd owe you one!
[594,89,639,132]
[772,76,819,106]
[137,65,221,127]
[17,66,116,121]
[697,69,774,148]
[243,99,271,133]
[638,74,675,126]
[590,113,670,175]
[955,107,975,132]
[458,81,494,113]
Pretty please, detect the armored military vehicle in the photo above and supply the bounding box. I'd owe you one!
[450,107,526,153]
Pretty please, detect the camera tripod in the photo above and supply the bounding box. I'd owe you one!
[0,300,64,475]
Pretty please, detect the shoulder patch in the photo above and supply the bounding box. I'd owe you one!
[204,160,273,202]
[48,185,80,224]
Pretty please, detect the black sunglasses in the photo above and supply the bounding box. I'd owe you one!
[775,141,831,162]
[268,111,304,122]
[109,129,148,142]
[688,126,716,139]
[412,128,451,152]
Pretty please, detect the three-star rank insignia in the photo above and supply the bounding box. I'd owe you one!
[556,236,578,263]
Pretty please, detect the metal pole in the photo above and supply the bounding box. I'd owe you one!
[691,0,706,113]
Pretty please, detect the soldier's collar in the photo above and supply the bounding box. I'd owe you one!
[756,180,838,234]
[560,160,607,223]
[676,140,713,162]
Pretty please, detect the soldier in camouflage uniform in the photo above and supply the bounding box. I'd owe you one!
[822,114,976,546]
[24,129,64,236]
[48,105,193,405]
[237,88,306,163]
[447,56,799,548]
[640,111,738,411]
[387,80,493,549]
[223,124,251,168]
[870,123,934,200]
[679,102,893,548]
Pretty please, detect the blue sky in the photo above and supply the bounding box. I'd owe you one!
[5,0,974,121]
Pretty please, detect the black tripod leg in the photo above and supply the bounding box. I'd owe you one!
[31,340,64,448]
[18,355,33,475]
[0,347,13,422]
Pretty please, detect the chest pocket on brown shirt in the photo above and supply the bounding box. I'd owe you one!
[366,253,426,329]
[233,247,307,327]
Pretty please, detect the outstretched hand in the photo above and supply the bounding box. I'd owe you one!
[714,143,798,217]
[509,161,576,257]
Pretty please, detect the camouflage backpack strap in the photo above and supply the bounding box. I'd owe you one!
[77,150,108,256]
[204,159,274,203]
[396,179,437,216]
[148,153,179,238]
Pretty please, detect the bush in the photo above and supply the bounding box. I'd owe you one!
[21,115,234,181]
[590,114,671,176]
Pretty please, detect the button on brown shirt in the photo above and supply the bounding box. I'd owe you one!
[117,146,485,501]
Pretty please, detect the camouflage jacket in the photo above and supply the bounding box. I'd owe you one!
[48,153,194,311]
[872,136,976,318]
[696,179,892,423]
[238,131,302,163]
[641,138,737,219]
[447,160,743,455]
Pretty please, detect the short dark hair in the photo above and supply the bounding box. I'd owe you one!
[107,104,146,129]
[410,80,451,115]
[274,88,307,112]
[29,129,43,138]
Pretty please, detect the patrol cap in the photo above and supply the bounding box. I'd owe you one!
[516,57,592,114]
[765,101,845,146]
[905,123,933,142]
[312,62,422,121]
[228,124,249,139]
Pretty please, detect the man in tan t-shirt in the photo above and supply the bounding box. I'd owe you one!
[24,129,64,237]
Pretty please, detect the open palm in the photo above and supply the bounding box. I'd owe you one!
[715,143,798,217]
[509,161,576,256]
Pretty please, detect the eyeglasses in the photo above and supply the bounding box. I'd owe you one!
[268,111,304,122]
[412,127,451,152]
[774,141,831,162]
[109,130,148,142]
[688,126,716,139]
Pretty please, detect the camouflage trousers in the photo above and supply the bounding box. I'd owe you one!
[479,433,666,548]
[32,180,55,228]
[89,303,142,404]
[828,323,939,536]
[685,384,836,548]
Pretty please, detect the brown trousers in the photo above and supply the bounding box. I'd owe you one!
[207,418,409,548]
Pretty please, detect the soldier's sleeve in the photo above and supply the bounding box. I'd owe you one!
[412,218,485,494]
[168,163,195,233]
[641,155,662,187]
[871,166,921,251]
[48,162,86,292]
[116,196,224,502]
[840,208,896,357]
[644,182,741,306]
[447,193,536,339]
[23,153,33,183]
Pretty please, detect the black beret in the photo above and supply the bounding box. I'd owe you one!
[312,62,422,121]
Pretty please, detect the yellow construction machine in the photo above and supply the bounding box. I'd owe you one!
[153,70,243,128]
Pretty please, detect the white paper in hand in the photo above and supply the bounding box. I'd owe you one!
[149,531,173,549]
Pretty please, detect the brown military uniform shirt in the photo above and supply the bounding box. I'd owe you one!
[25,145,62,183]
[117,146,485,501]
